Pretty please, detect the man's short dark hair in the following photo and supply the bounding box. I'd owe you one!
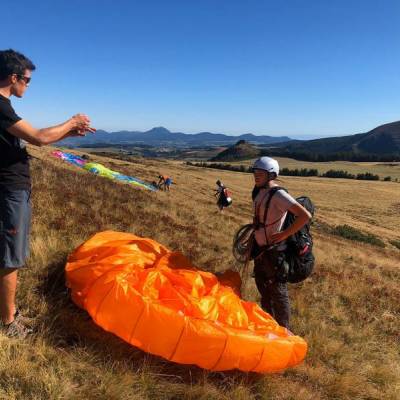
[0,49,36,80]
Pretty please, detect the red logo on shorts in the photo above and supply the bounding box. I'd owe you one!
[7,228,18,235]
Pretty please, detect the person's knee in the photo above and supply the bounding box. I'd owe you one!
[0,268,18,278]
[271,282,288,295]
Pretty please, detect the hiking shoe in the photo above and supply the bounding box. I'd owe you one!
[14,309,34,326]
[2,318,33,339]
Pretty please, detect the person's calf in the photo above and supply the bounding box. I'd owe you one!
[0,268,18,324]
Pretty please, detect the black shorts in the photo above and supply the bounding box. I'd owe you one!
[0,189,31,269]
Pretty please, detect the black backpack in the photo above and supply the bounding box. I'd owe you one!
[257,186,315,283]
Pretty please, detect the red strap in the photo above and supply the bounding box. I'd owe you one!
[255,187,283,246]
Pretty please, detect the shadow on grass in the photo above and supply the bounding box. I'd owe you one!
[36,259,264,391]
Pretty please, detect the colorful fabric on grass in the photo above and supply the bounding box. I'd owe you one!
[66,231,307,373]
[52,151,157,191]
[52,150,86,167]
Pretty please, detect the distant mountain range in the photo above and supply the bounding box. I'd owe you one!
[59,127,292,148]
[60,121,400,161]
[212,121,400,162]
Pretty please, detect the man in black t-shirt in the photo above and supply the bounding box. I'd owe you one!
[0,49,95,338]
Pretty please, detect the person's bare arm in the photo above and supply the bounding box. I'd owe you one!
[270,202,312,244]
[6,114,95,146]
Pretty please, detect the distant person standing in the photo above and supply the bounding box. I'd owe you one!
[251,157,311,329]
[215,180,232,211]
[157,174,165,190]
[0,49,95,338]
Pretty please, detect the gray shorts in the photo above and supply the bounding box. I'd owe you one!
[0,189,31,269]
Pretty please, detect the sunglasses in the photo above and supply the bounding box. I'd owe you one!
[16,74,31,85]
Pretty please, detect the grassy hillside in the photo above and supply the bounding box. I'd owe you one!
[1,147,399,399]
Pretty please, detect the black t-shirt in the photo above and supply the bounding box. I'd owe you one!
[0,94,31,190]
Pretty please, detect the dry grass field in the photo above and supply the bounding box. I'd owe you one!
[1,146,399,400]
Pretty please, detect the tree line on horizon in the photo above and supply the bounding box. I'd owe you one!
[186,162,397,182]
[261,149,400,162]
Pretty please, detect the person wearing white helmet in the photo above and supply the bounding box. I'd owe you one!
[252,156,280,176]
[251,156,311,329]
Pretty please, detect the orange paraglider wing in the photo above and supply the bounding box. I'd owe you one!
[66,231,307,373]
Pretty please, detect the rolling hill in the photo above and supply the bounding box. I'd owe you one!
[211,121,400,162]
[265,121,400,160]
[210,140,260,161]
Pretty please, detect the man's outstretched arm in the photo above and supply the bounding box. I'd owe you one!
[6,114,95,146]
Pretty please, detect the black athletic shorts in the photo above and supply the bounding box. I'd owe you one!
[0,189,31,268]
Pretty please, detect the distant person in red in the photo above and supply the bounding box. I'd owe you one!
[157,174,172,191]
[215,180,232,211]
[0,49,95,338]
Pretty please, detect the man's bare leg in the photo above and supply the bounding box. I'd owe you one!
[0,269,18,324]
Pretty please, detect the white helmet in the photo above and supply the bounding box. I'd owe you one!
[252,156,279,176]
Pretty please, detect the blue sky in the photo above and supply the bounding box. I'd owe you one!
[2,0,399,138]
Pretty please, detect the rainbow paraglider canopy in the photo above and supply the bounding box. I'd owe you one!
[52,151,157,191]
[66,231,307,373]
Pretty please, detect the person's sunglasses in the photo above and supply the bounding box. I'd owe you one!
[16,74,31,85]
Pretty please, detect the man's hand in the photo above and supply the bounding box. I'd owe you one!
[69,114,96,134]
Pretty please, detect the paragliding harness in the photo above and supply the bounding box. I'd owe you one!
[233,186,315,283]
[217,187,232,208]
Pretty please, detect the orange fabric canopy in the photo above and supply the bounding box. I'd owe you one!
[65,231,307,372]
